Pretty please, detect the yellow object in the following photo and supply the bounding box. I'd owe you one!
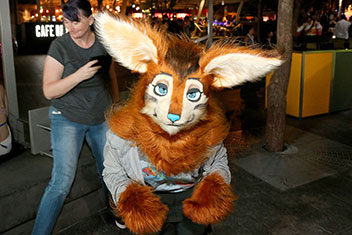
[265,53,303,117]
[266,50,342,118]
[286,53,302,117]
[301,52,332,117]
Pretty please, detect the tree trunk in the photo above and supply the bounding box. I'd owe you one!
[37,0,41,22]
[121,0,128,16]
[235,0,244,22]
[265,0,294,152]
[257,0,262,42]
[97,0,103,11]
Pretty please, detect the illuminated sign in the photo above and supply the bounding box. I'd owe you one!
[35,24,67,38]
[132,13,143,18]
[176,13,189,19]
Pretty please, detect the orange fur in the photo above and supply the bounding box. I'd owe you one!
[108,78,230,176]
[183,172,237,225]
[97,16,284,233]
[168,79,186,116]
[114,183,168,234]
[104,19,231,176]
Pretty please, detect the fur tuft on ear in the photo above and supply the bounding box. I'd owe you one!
[94,12,159,73]
[200,45,283,89]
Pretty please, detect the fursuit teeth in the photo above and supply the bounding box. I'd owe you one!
[183,172,238,225]
[116,183,168,234]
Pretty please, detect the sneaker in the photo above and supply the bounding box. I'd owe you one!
[115,218,126,229]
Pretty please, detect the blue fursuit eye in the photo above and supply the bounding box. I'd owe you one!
[154,83,168,96]
[187,88,201,102]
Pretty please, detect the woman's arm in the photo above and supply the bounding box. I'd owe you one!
[304,22,313,33]
[244,36,249,46]
[42,55,101,100]
[0,85,8,114]
[297,24,305,32]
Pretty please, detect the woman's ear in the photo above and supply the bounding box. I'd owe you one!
[200,45,283,89]
[88,14,94,26]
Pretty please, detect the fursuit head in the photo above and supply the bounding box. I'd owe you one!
[95,12,282,234]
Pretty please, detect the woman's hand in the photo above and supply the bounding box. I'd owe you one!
[75,60,101,81]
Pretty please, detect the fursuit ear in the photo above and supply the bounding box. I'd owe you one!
[201,47,283,89]
[94,12,158,73]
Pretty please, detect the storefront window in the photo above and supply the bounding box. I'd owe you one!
[16,0,104,23]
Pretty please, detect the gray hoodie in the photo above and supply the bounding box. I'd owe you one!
[103,129,231,204]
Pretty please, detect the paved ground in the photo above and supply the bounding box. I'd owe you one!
[7,55,352,234]
[56,118,352,235]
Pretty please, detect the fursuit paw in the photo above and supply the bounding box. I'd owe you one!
[113,183,168,234]
[183,173,237,225]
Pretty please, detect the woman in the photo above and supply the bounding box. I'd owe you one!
[244,26,255,46]
[0,84,11,156]
[32,0,119,234]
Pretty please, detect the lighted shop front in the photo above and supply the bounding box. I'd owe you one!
[15,0,200,53]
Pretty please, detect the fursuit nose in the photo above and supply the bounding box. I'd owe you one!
[167,113,180,123]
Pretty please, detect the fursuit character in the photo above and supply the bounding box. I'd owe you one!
[95,13,282,234]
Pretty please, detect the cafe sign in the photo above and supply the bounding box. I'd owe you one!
[35,24,67,38]
[19,23,69,53]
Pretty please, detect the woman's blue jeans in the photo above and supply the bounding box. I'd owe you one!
[32,106,109,235]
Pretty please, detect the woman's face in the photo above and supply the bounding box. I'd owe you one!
[63,11,93,39]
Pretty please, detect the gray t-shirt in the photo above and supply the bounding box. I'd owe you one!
[48,33,112,125]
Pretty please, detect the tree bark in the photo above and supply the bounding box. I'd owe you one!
[97,0,103,11]
[37,0,41,22]
[265,0,294,152]
[235,0,244,22]
[121,0,128,16]
[257,0,262,42]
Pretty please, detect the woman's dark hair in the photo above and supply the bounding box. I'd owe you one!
[62,0,92,22]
